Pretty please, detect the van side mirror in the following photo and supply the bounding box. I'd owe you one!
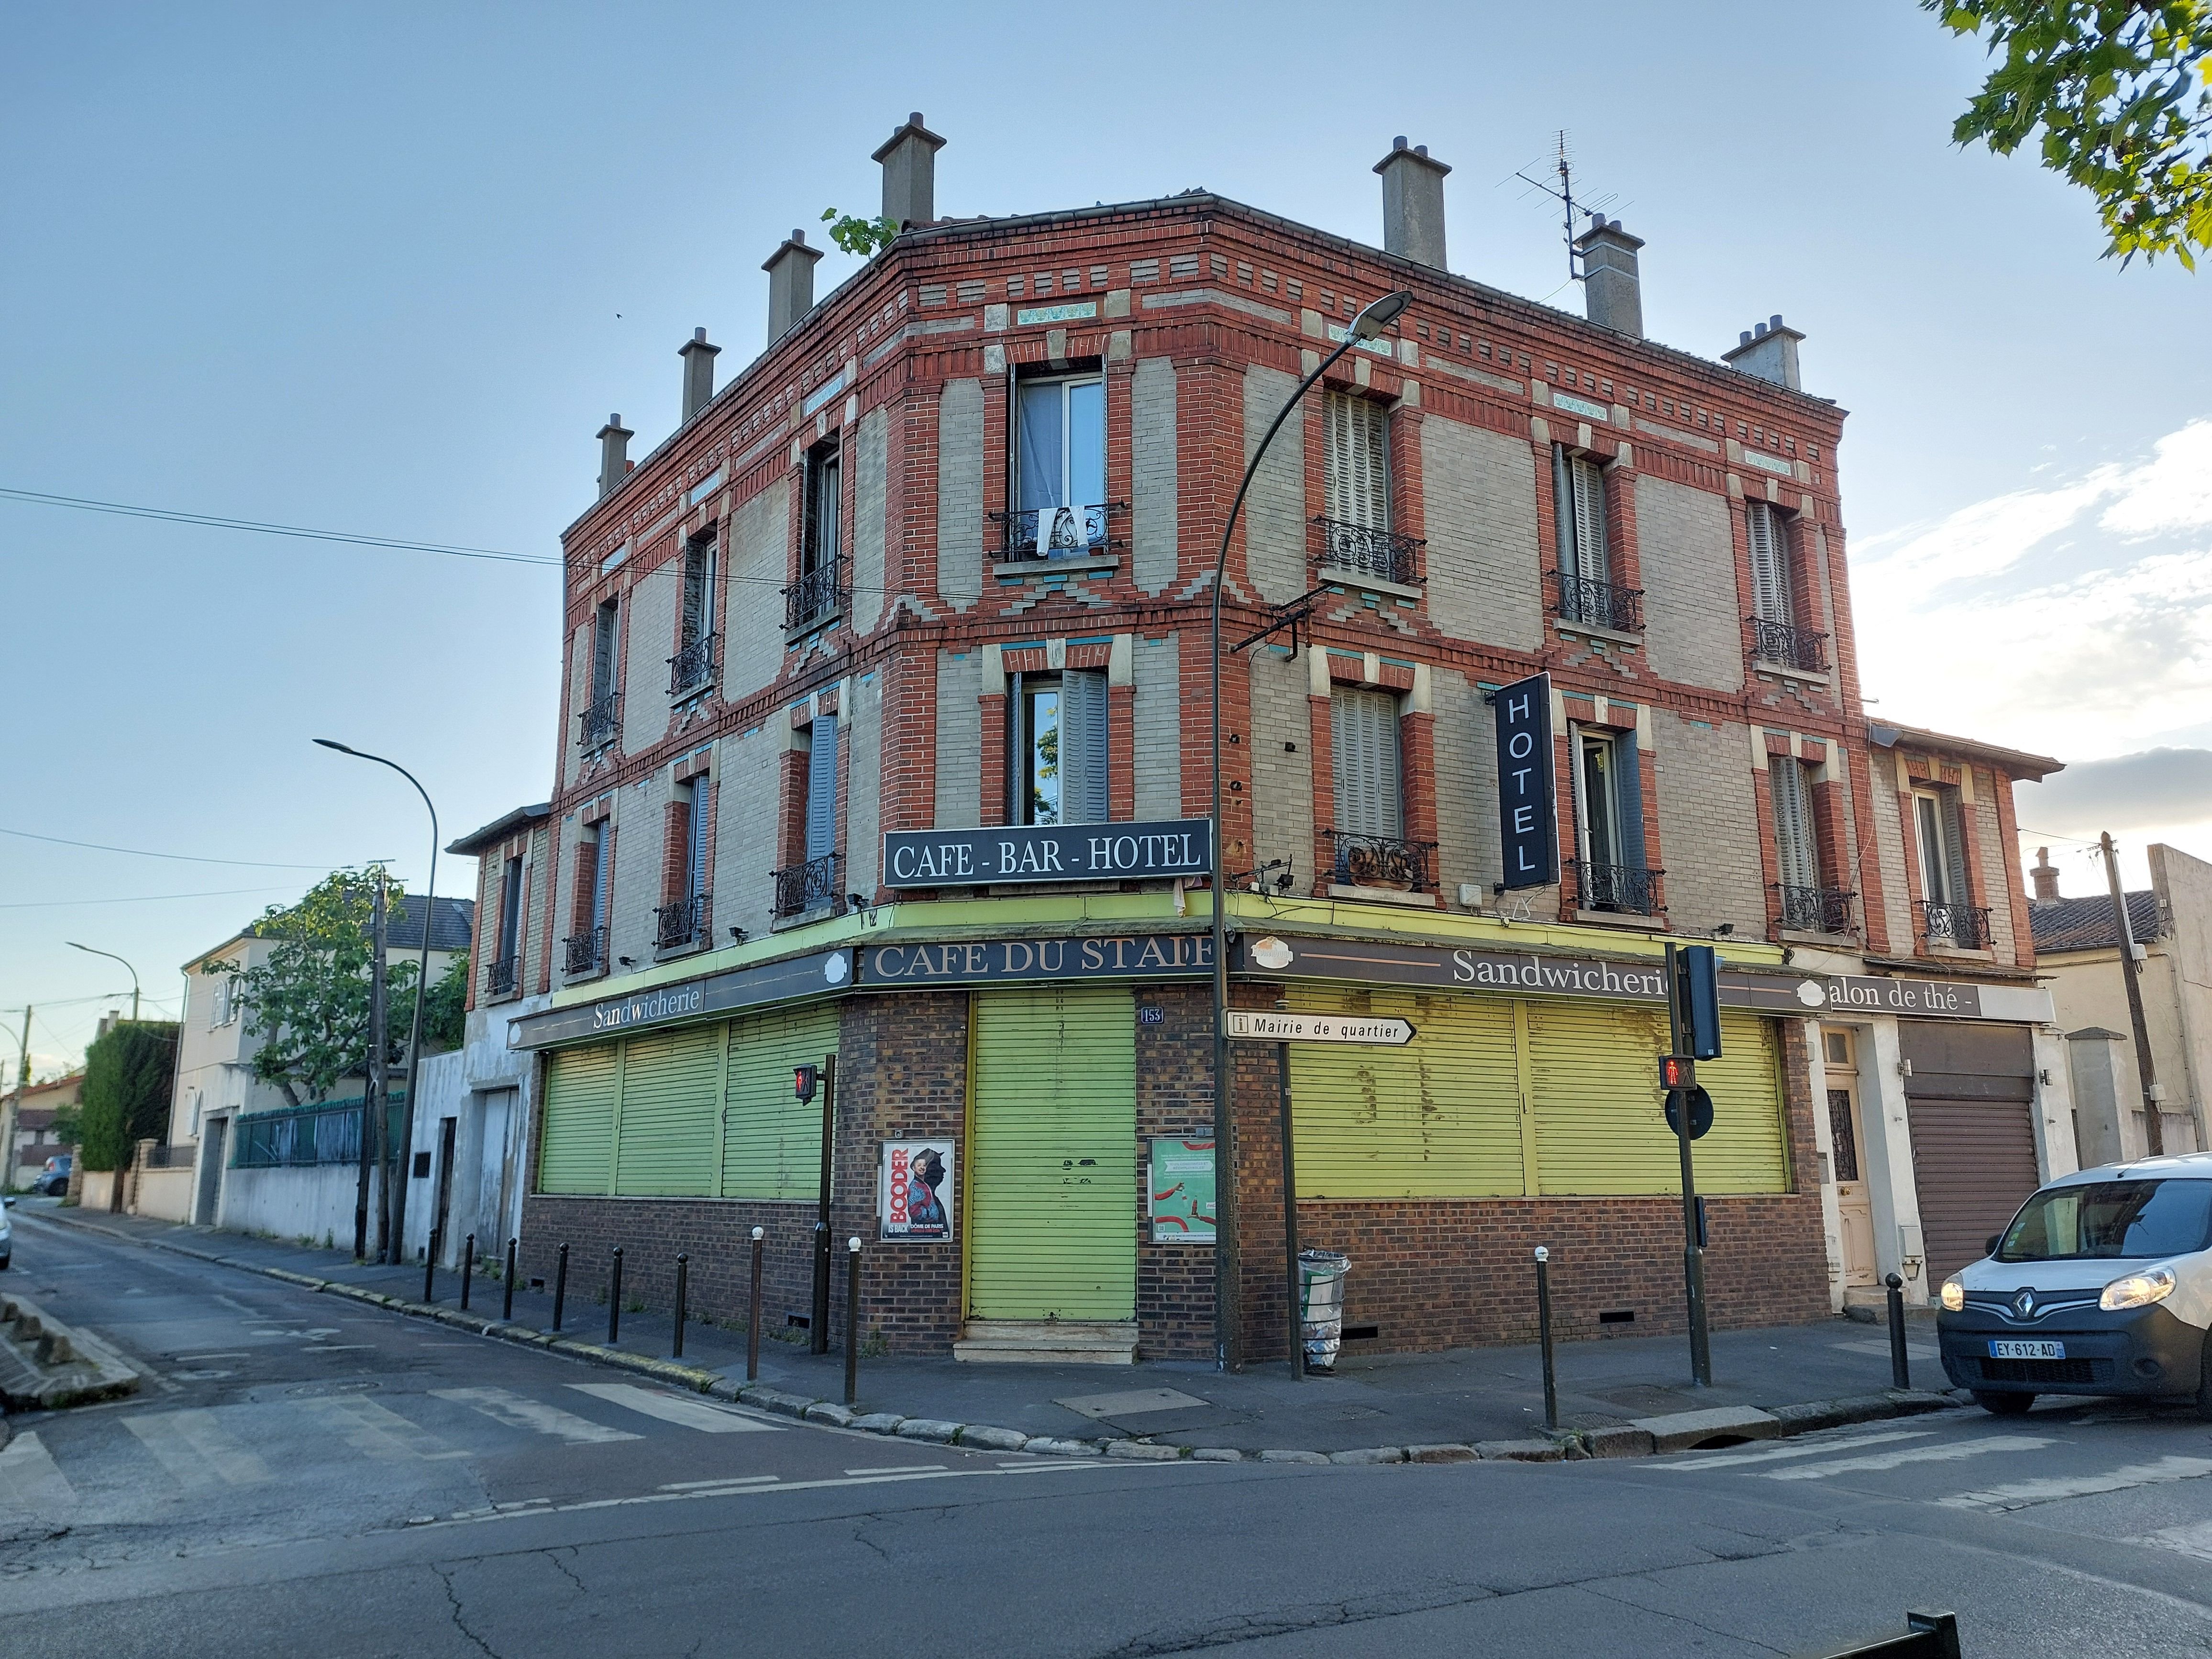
[1985,1234,2000,1255]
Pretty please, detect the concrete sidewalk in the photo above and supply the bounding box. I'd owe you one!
[18,1201,1957,1458]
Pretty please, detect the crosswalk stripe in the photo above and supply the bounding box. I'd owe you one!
[1761,1435,2052,1481]
[0,1430,78,1514]
[1664,1430,1934,1471]
[299,1394,466,1460]
[568,1383,782,1434]
[433,1386,641,1444]
[1938,1455,2212,1512]
[124,1409,271,1490]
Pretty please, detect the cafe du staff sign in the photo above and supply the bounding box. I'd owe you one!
[882,819,1213,887]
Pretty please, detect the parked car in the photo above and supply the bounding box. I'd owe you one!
[31,1154,71,1197]
[0,1195,12,1269]
[1938,1152,2212,1417]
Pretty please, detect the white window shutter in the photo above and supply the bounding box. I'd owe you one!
[1324,394,1389,530]
[1943,792,1971,910]
[1770,761,1818,889]
[1748,504,1793,625]
[1331,689,1402,840]
[806,717,839,862]
[1571,457,1608,580]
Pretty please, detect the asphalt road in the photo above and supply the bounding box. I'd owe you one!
[4,1211,2212,1657]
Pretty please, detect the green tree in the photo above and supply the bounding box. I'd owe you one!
[204,867,418,1108]
[422,951,468,1053]
[1928,1,2212,266]
[819,207,901,257]
[78,1022,177,1171]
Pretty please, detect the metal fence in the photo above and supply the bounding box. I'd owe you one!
[232,1096,403,1169]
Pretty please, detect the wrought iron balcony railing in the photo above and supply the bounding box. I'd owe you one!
[773,853,841,918]
[1311,516,1423,586]
[562,926,607,977]
[655,891,711,951]
[578,691,621,751]
[668,631,719,697]
[1325,831,1434,892]
[1573,860,1665,917]
[1550,570,1644,633]
[484,954,521,997]
[988,501,1126,560]
[1777,885,1856,935]
[784,554,848,631]
[1920,900,1991,950]
[1748,615,1829,673]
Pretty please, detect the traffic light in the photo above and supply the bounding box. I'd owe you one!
[794,1063,818,1103]
[1679,943,1722,1060]
[1659,1055,1697,1090]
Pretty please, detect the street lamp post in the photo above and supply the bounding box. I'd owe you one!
[1208,288,1412,1371]
[66,942,141,1022]
[315,739,439,1266]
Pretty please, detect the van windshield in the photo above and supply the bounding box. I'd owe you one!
[1997,1179,2212,1263]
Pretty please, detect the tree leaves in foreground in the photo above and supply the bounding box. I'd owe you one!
[1928,1,2212,267]
[79,1021,177,1171]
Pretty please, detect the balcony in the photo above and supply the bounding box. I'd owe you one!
[655,891,711,951]
[1311,517,1422,587]
[484,954,521,998]
[1325,831,1434,892]
[784,555,848,631]
[578,691,621,752]
[1921,900,1991,951]
[1549,570,1644,634]
[667,631,719,698]
[1748,616,1829,674]
[989,501,1126,561]
[1777,885,1857,936]
[1573,860,1665,917]
[773,853,841,918]
[562,926,607,977]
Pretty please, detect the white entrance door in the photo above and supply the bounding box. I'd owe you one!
[1825,1029,1877,1288]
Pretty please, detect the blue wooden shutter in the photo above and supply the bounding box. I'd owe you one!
[806,717,839,862]
[1060,670,1109,824]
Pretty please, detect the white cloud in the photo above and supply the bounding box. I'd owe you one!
[2100,420,2212,539]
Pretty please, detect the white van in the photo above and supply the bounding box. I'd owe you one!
[1937,1151,2212,1417]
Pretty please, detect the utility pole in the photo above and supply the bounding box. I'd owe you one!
[2100,833,2164,1157]
[358,874,387,1261]
[2,1006,29,1193]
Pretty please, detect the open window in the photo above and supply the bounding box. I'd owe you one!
[1913,786,1985,948]
[1011,375,1106,556]
[1746,502,1825,671]
[671,529,718,695]
[1770,758,1850,934]
[787,440,845,630]
[1551,446,1637,630]
[582,599,620,749]
[1009,669,1107,825]
[1571,726,1657,915]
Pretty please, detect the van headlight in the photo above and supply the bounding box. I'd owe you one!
[1939,1275,1965,1312]
[2100,1267,2177,1311]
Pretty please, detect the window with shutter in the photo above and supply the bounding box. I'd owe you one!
[498,856,524,962]
[1324,393,1390,530]
[1914,791,1955,903]
[1770,760,1818,890]
[1331,689,1403,839]
[591,602,619,702]
[803,443,841,576]
[1058,670,1109,825]
[590,829,611,930]
[1747,503,1794,625]
[805,717,838,862]
[1942,792,1972,910]
[686,778,710,901]
[1574,730,1622,866]
[679,532,714,650]
[1551,446,1608,582]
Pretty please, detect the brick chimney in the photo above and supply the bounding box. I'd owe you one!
[1723,313,1805,391]
[763,229,824,345]
[873,111,946,231]
[679,328,720,423]
[1576,214,1645,339]
[2031,846,2062,906]
[595,414,633,499]
[1373,137,1450,270]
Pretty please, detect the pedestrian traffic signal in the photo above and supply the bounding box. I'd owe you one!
[794,1063,818,1103]
[1678,943,1723,1060]
[1659,1055,1697,1090]
[1664,1086,1714,1140]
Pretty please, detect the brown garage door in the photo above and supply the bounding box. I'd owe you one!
[1903,1021,2040,1284]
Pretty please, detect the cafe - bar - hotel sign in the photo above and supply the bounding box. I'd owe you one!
[883,819,1213,886]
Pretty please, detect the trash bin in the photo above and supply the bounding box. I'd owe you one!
[1297,1249,1351,1372]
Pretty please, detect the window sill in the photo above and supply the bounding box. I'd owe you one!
[1572,908,1668,931]
[1749,659,1831,688]
[1327,883,1438,909]
[563,966,608,985]
[654,938,708,962]
[991,553,1119,577]
[1922,943,1996,962]
[1316,566,1422,603]
[669,680,715,704]
[1779,928,1859,949]
[1554,618,1642,649]
[769,906,840,933]
[786,611,844,642]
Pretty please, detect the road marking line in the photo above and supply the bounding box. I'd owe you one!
[1938,1455,2212,1512]
[1828,1339,1942,1362]
[661,1476,780,1490]
[2132,1518,2212,1561]
[1764,1435,2051,1481]
[0,1431,78,1515]
[299,1394,460,1461]
[173,1352,252,1361]
[1664,1430,1934,1471]
[124,1409,271,1490]
[567,1382,782,1434]
[306,1344,377,1353]
[434,1386,641,1445]
[845,1464,946,1476]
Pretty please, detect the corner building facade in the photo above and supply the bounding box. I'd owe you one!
[478,121,2068,1364]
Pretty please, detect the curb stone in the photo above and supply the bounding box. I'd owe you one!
[1258,1449,1329,1465]
[896,1418,963,1444]
[848,1412,905,1434]
[1188,1447,1243,1462]
[1405,1443,1479,1463]
[1106,1439,1185,1461]
[1475,1438,1563,1462]
[1328,1447,1405,1465]
[960,1425,1029,1452]
[1021,1437,1099,1456]
[805,1403,857,1427]
[1576,1426,1657,1459]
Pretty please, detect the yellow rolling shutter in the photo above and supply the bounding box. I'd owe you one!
[1287,988,1524,1198]
[539,1041,619,1194]
[613,1023,721,1196]
[1692,1013,1791,1194]
[722,1002,840,1200]
[969,985,1137,1321]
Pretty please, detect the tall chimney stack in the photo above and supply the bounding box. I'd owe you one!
[679,328,720,423]
[596,414,633,499]
[1575,215,1645,339]
[1373,137,1450,270]
[1723,313,1806,390]
[873,111,946,231]
[762,229,824,345]
[2031,846,2062,905]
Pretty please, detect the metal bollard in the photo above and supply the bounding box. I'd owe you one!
[423,1237,436,1304]
[843,1237,862,1406]
[1885,1272,1910,1390]
[608,1246,624,1344]
[553,1242,569,1331]
[747,1226,764,1382]
[502,1237,517,1322]
[1535,1245,1559,1432]
[673,1253,690,1359]
[461,1234,476,1311]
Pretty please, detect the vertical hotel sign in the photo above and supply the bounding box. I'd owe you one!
[1494,672,1557,888]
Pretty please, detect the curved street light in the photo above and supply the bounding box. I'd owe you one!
[66,941,141,1022]
[1208,288,1413,1371]
[315,739,439,1265]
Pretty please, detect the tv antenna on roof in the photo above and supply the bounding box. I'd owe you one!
[1511,131,1623,288]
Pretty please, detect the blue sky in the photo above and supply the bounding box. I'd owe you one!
[5,2,2207,1076]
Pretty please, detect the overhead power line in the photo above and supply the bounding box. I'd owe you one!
[0,884,299,910]
[0,826,332,869]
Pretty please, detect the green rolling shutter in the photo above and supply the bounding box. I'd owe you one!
[1288,989,1524,1198]
[969,985,1137,1322]
[539,1041,619,1194]
[723,1002,840,1200]
[613,1023,721,1196]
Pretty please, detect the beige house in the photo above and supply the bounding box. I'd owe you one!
[2031,842,2212,1163]
[4,1071,82,1192]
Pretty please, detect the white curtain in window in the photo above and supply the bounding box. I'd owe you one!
[1324,394,1390,529]
[1331,689,1403,839]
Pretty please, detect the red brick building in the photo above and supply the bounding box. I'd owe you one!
[461,118,2071,1365]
